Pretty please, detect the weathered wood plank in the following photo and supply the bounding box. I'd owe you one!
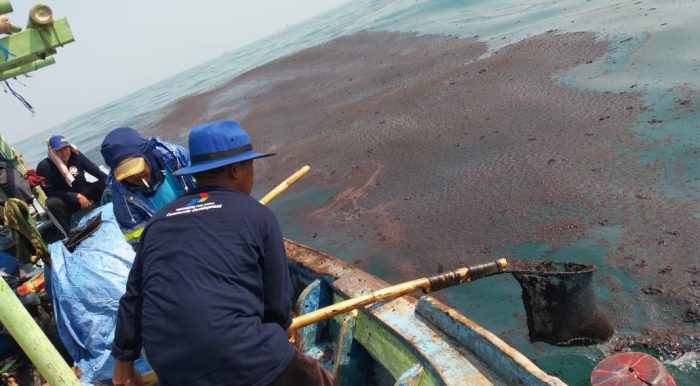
[353,310,440,386]
[295,279,331,351]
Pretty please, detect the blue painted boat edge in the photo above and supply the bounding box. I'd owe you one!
[285,238,565,385]
[416,296,566,386]
[330,271,495,384]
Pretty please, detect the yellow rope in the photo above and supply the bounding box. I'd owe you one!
[3,198,49,265]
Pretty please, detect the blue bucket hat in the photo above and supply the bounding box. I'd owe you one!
[48,135,70,151]
[173,120,275,176]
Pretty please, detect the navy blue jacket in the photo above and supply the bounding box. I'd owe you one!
[112,187,294,386]
[37,151,107,203]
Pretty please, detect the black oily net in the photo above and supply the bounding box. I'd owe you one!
[510,261,614,346]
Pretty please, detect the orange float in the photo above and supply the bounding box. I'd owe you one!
[591,352,676,386]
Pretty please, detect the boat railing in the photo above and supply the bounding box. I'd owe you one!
[285,238,567,385]
[416,296,566,386]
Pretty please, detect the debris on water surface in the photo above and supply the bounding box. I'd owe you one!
[610,333,700,358]
[682,306,700,323]
[641,285,663,295]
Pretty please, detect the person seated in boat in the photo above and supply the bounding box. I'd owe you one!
[36,135,108,235]
[111,120,333,386]
[100,127,195,248]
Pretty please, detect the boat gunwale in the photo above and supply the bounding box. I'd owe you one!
[284,238,566,386]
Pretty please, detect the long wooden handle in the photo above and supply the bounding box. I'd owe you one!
[289,258,508,331]
[259,165,311,205]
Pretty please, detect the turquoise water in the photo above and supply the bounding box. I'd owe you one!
[11,0,700,383]
[445,234,696,384]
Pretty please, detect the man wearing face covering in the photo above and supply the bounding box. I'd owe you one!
[100,128,195,247]
[37,135,107,235]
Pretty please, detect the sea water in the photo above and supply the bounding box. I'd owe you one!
[12,0,700,384]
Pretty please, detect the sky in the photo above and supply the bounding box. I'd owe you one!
[2,0,348,143]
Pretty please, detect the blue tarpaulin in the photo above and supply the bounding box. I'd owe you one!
[47,204,149,382]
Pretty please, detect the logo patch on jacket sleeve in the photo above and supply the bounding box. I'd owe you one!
[167,194,222,217]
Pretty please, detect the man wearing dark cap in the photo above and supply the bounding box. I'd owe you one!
[100,127,195,247]
[36,135,107,234]
[111,120,332,386]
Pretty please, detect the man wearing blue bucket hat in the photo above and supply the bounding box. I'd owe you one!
[112,120,332,386]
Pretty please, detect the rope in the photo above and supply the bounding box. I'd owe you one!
[43,203,68,239]
[2,80,35,113]
[0,43,15,61]
[467,260,507,281]
[4,198,49,265]
[426,260,504,292]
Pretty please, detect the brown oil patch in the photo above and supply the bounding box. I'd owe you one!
[310,160,383,221]
[148,30,700,343]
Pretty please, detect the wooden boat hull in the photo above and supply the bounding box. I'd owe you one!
[285,239,566,386]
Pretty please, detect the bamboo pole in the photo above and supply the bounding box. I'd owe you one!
[0,277,81,386]
[290,258,508,331]
[259,165,310,205]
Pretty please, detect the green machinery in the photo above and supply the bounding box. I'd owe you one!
[0,0,75,203]
[0,0,74,81]
[1,2,80,384]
